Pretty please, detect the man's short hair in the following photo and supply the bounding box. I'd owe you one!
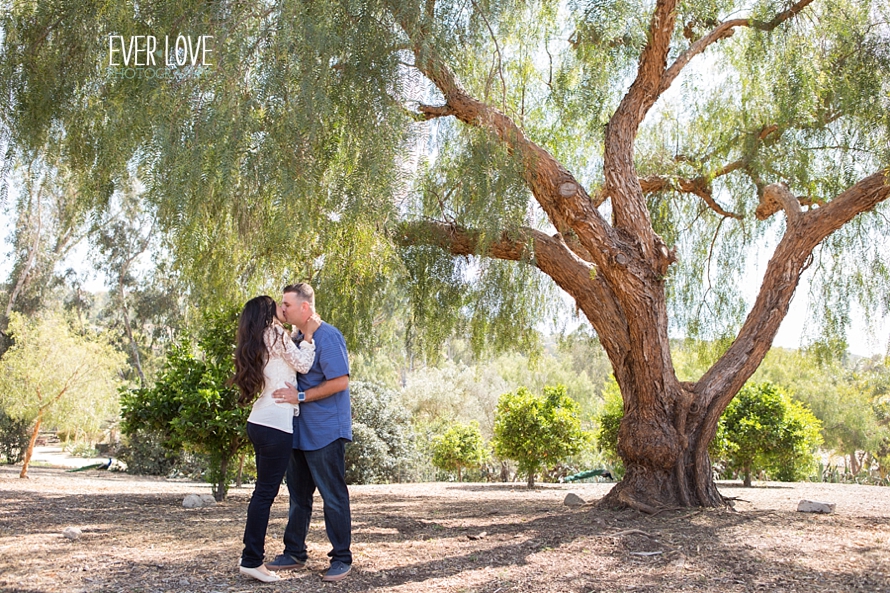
[283,282,315,305]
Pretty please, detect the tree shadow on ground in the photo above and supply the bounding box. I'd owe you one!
[2,471,889,593]
[351,505,890,592]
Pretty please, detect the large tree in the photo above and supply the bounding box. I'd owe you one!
[1,1,889,509]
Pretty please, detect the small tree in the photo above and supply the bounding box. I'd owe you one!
[493,384,586,489]
[430,421,489,482]
[120,307,249,500]
[712,382,823,487]
[345,381,416,484]
[0,312,125,477]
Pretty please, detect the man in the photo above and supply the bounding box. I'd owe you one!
[267,282,352,582]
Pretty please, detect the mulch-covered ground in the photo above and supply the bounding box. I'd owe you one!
[1,465,888,592]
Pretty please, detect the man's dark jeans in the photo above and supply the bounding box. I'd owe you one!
[241,422,292,568]
[283,438,352,565]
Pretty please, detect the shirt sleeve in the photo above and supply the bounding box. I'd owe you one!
[264,326,316,374]
[317,328,350,380]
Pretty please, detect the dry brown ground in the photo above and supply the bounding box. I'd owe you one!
[1,465,888,593]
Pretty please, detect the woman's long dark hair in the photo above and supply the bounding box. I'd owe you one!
[231,295,277,405]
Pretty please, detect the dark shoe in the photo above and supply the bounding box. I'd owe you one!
[265,554,306,571]
[321,561,351,582]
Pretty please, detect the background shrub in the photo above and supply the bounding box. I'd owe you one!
[345,381,416,484]
[430,421,489,481]
[493,384,588,488]
[0,409,30,465]
[712,382,823,486]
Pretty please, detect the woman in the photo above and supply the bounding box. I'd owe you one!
[231,295,321,583]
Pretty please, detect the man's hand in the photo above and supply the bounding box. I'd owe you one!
[272,376,349,405]
[273,381,300,405]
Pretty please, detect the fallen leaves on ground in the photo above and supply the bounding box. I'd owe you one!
[1,467,888,592]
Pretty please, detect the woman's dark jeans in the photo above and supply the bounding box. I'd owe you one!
[240,422,292,568]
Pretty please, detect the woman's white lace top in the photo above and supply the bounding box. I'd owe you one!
[246,325,316,433]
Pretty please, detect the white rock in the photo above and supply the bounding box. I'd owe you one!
[797,499,835,514]
[182,494,204,508]
[183,493,218,508]
[62,526,82,540]
[564,493,586,507]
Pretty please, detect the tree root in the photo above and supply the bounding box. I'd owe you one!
[668,509,703,521]
[601,529,657,538]
[617,490,659,515]
[650,505,687,517]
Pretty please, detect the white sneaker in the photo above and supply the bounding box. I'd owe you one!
[240,565,281,582]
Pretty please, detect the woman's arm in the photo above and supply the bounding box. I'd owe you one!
[265,326,316,374]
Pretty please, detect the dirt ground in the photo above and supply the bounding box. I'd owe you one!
[1,465,888,593]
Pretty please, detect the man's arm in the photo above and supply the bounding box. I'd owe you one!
[272,375,349,405]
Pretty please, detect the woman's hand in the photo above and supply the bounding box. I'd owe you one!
[303,313,322,343]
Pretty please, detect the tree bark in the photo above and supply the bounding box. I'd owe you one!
[214,455,229,502]
[20,412,42,479]
[236,454,244,488]
[5,186,43,328]
[526,471,535,490]
[118,279,146,385]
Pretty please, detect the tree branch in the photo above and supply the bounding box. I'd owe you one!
[807,169,890,236]
[640,174,743,220]
[614,0,678,132]
[637,122,798,221]
[693,167,890,470]
[392,8,624,276]
[754,0,816,31]
[660,0,815,96]
[469,0,507,111]
[40,361,87,412]
[415,103,456,120]
[755,183,802,224]
[604,0,678,251]
[395,219,631,354]
[596,0,699,284]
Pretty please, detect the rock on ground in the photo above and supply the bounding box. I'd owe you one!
[797,499,836,514]
[183,493,217,508]
[564,492,586,506]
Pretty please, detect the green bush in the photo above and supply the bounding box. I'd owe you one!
[712,382,823,486]
[430,421,489,482]
[117,429,180,476]
[493,384,588,488]
[0,409,30,465]
[69,442,99,458]
[345,381,416,484]
[593,377,624,477]
[120,307,250,500]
